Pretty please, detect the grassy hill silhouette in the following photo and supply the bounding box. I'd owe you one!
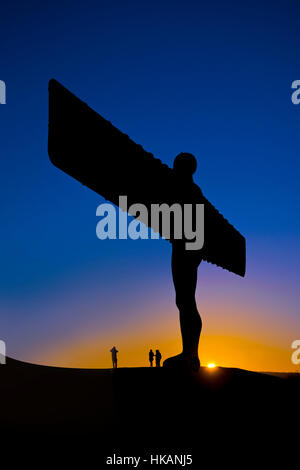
[1,357,298,465]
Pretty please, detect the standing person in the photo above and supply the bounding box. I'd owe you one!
[110,346,119,369]
[155,349,162,368]
[149,349,154,367]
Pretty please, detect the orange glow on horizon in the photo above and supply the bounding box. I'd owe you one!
[30,301,298,373]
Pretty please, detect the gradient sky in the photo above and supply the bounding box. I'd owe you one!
[0,0,300,371]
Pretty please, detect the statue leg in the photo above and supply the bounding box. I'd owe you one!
[163,244,202,372]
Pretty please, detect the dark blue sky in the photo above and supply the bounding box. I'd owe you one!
[0,0,299,369]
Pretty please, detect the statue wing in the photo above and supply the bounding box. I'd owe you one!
[48,79,245,277]
[48,79,173,208]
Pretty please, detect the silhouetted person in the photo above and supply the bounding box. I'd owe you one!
[149,349,154,367]
[163,153,203,373]
[155,349,162,367]
[110,346,118,369]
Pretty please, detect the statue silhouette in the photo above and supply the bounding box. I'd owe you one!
[48,80,246,373]
[158,153,202,371]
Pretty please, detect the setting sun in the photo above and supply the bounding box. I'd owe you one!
[207,363,216,369]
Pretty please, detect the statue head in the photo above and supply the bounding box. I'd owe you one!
[173,152,197,177]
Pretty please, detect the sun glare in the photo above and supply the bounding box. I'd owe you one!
[207,363,216,369]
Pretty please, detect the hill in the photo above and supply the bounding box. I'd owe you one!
[0,357,298,466]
